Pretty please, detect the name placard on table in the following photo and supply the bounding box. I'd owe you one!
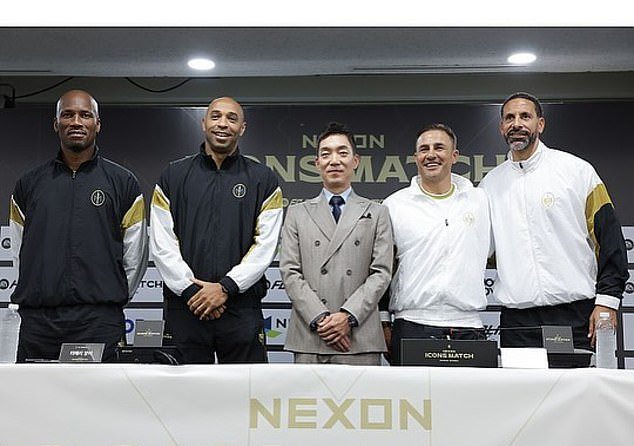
[59,343,104,363]
[400,339,498,367]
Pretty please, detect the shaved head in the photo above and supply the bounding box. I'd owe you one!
[201,96,247,159]
[54,89,101,154]
[207,96,244,121]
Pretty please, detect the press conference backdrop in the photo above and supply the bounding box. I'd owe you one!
[1,101,633,366]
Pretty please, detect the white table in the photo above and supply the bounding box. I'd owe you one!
[1,363,632,446]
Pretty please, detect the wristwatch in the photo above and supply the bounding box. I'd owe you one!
[347,313,359,328]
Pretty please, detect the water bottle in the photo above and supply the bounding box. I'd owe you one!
[0,304,21,363]
[595,312,617,369]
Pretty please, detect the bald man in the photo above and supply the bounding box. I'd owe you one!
[9,90,148,362]
[150,97,283,364]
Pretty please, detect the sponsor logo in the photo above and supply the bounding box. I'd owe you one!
[483,324,500,338]
[284,198,306,208]
[542,192,555,208]
[137,328,162,337]
[463,212,475,226]
[90,189,106,207]
[0,279,16,290]
[544,334,572,343]
[1,237,10,250]
[250,397,431,430]
[232,183,247,198]
[264,316,283,339]
[303,133,386,151]
[125,318,135,334]
[268,279,285,290]
[484,277,495,296]
[138,280,164,289]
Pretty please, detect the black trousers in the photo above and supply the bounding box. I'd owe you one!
[17,304,125,363]
[499,298,594,350]
[165,297,267,364]
[390,318,486,366]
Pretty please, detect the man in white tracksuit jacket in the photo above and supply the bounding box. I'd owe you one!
[381,123,491,365]
[479,92,628,351]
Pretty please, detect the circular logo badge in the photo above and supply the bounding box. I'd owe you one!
[626,282,634,294]
[463,212,475,226]
[91,189,106,207]
[625,239,633,251]
[542,192,555,208]
[1,237,10,250]
[232,183,247,199]
[0,279,9,290]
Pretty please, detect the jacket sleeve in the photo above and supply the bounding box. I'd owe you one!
[378,246,398,323]
[121,176,148,298]
[221,183,284,295]
[585,173,628,310]
[149,178,199,300]
[9,181,26,279]
[340,204,394,325]
[279,204,330,325]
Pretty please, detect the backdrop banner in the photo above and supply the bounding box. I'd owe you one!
[1,102,633,221]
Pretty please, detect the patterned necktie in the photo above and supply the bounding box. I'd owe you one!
[330,195,345,223]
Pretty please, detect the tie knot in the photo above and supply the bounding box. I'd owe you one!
[330,195,345,207]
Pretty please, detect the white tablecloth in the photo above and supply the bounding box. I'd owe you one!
[1,363,632,446]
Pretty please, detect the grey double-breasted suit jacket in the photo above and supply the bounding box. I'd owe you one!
[280,191,393,354]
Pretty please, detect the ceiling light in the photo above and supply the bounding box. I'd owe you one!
[507,53,537,65]
[188,58,215,70]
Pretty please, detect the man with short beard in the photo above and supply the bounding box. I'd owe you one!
[150,97,283,364]
[479,92,627,351]
[9,90,148,362]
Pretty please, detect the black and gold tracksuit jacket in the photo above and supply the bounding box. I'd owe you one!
[9,149,148,308]
[149,146,283,306]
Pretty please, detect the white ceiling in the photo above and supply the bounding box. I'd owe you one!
[0,27,633,78]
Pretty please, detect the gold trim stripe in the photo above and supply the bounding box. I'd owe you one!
[121,195,145,230]
[9,197,24,227]
[152,186,170,212]
[242,188,281,263]
[585,183,612,259]
[260,187,283,213]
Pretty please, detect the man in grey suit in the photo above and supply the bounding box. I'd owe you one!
[280,122,393,365]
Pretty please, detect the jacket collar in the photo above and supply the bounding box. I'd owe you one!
[508,140,546,172]
[55,146,100,170]
[305,190,372,267]
[409,173,474,200]
[199,143,240,170]
[305,190,370,235]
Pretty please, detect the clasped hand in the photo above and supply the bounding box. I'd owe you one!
[317,312,351,352]
[187,278,228,321]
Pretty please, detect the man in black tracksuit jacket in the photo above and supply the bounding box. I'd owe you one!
[150,97,283,364]
[9,90,148,362]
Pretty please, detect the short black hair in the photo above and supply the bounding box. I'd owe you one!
[317,122,356,154]
[501,92,543,118]
[416,123,458,150]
